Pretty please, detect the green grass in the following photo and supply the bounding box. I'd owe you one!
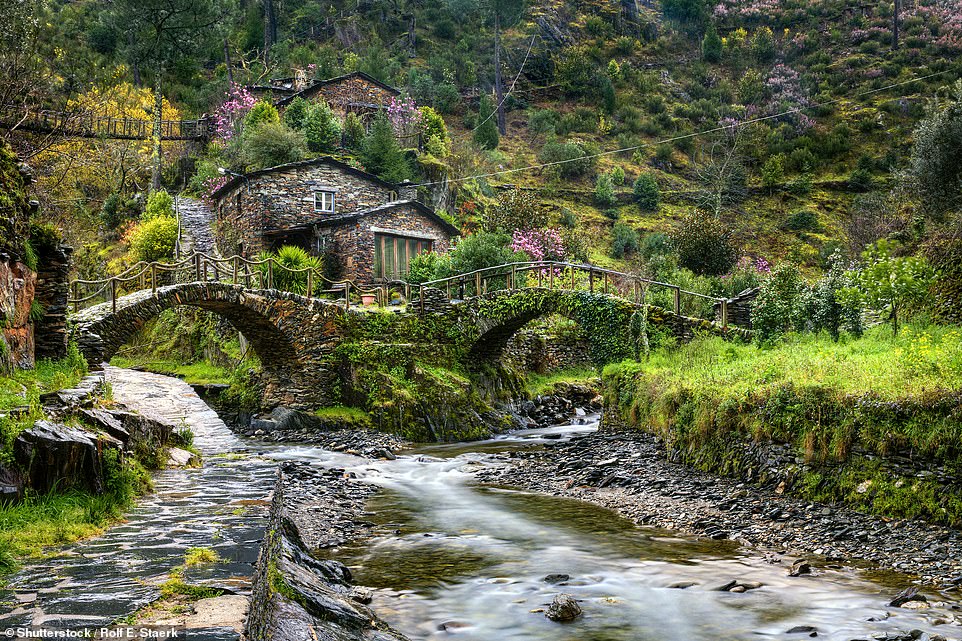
[526,366,599,397]
[108,357,231,385]
[313,405,373,427]
[184,547,219,566]
[602,324,962,524]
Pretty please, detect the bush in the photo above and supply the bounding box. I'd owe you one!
[751,27,776,62]
[859,240,936,335]
[255,245,322,294]
[473,95,499,150]
[448,232,525,276]
[672,211,738,276]
[243,101,280,132]
[751,262,809,343]
[406,251,451,284]
[303,101,341,153]
[342,113,366,151]
[702,24,722,62]
[559,207,577,229]
[435,81,461,114]
[594,173,617,206]
[361,113,413,183]
[528,109,559,136]
[282,96,309,130]
[633,173,659,211]
[485,189,549,233]
[419,106,448,144]
[538,139,596,178]
[783,209,821,232]
[761,155,785,191]
[848,166,874,192]
[610,165,626,185]
[241,122,306,170]
[143,190,174,221]
[662,0,707,23]
[127,215,178,262]
[100,193,130,229]
[610,222,639,259]
[908,79,962,215]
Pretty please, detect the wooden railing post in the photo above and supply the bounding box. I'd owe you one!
[268,260,274,290]
[604,272,609,295]
[589,268,594,293]
[549,267,554,290]
[538,269,543,288]
[673,287,681,315]
[110,278,117,314]
[721,299,729,329]
[194,253,201,281]
[570,266,575,290]
[232,257,239,284]
[306,270,313,298]
[510,265,517,290]
[151,264,157,295]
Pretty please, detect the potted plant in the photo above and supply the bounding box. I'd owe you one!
[360,293,377,305]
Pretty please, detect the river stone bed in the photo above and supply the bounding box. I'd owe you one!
[476,429,962,592]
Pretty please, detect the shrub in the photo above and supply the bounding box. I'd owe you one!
[485,189,549,233]
[538,139,596,178]
[751,262,809,343]
[419,106,448,145]
[473,94,499,150]
[610,165,626,185]
[241,122,306,169]
[361,113,413,183]
[783,209,821,232]
[243,101,280,132]
[342,113,366,151]
[435,81,461,114]
[848,166,874,192]
[761,155,785,191]
[858,240,936,335]
[594,173,617,206]
[303,101,341,153]
[751,26,776,62]
[809,251,864,340]
[143,190,174,221]
[908,79,962,215]
[610,222,639,259]
[127,215,178,262]
[100,193,129,229]
[282,96,309,130]
[640,232,672,260]
[406,251,451,284]
[559,207,577,229]
[603,208,620,220]
[529,109,559,136]
[633,173,659,211]
[662,0,707,23]
[702,24,722,62]
[672,211,738,276]
[255,245,322,294]
[448,232,525,275]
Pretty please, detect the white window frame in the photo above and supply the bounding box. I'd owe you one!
[313,190,336,213]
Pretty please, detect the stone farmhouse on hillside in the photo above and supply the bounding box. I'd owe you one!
[211,157,458,283]
[248,71,401,123]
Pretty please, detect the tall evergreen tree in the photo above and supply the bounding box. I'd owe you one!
[474,94,500,150]
[361,113,413,184]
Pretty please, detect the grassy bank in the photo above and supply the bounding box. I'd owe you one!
[602,325,962,525]
[526,366,599,397]
[108,357,232,385]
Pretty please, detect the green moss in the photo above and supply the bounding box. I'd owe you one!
[313,406,373,428]
[526,366,599,397]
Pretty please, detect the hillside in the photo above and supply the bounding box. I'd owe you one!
[2,0,961,288]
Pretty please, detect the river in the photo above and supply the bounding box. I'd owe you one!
[0,369,955,640]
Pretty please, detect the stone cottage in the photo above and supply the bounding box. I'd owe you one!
[273,71,400,122]
[211,156,458,283]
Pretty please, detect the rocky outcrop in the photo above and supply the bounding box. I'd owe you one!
[34,242,72,360]
[13,420,122,495]
[246,463,409,641]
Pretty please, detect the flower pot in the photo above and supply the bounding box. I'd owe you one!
[361,294,377,305]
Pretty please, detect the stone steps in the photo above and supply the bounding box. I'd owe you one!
[175,195,219,257]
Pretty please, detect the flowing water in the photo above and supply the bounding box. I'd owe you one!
[1,369,957,641]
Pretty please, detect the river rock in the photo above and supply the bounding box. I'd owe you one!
[889,587,926,608]
[543,574,570,584]
[546,594,582,622]
[167,447,199,468]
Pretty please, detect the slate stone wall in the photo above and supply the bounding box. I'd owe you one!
[322,203,454,282]
[34,243,72,360]
[215,163,396,256]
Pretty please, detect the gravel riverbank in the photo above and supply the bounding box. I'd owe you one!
[475,428,962,595]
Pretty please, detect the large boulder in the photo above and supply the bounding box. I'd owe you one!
[13,420,121,494]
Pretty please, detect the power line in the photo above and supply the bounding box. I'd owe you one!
[416,68,955,188]
[468,35,538,134]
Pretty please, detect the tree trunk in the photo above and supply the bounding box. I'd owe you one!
[407,13,416,56]
[151,71,163,192]
[494,12,506,136]
[129,33,141,86]
[892,0,900,49]
[224,39,234,85]
[264,0,277,62]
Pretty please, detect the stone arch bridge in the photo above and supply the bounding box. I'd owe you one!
[71,283,745,409]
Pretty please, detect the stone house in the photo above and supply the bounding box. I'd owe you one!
[273,71,400,122]
[211,156,458,283]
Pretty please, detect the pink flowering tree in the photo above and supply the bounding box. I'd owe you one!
[511,228,566,262]
[386,96,422,136]
[213,83,257,142]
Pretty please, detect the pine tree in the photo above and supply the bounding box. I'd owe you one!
[702,24,722,63]
[473,94,500,150]
[361,113,413,183]
[303,101,341,153]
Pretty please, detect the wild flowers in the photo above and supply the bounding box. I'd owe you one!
[213,83,256,142]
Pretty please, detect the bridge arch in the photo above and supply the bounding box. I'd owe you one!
[71,283,346,407]
[457,289,639,367]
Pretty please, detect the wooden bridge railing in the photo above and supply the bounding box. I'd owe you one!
[0,105,214,141]
[68,252,391,314]
[412,261,731,328]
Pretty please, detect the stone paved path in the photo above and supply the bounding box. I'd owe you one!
[0,368,276,638]
[176,196,218,257]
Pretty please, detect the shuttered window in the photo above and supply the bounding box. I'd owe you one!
[374,233,433,279]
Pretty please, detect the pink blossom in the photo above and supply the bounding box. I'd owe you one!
[386,96,422,135]
[213,83,256,142]
[511,228,566,262]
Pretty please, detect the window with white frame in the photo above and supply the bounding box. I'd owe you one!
[313,190,336,213]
